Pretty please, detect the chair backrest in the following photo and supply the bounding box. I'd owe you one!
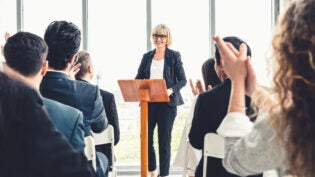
[92,125,116,177]
[84,135,97,171]
[203,133,224,177]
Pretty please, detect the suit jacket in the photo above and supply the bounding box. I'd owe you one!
[40,71,107,136]
[0,73,96,177]
[189,79,261,177]
[99,89,120,145]
[42,98,85,151]
[95,89,120,170]
[135,48,187,107]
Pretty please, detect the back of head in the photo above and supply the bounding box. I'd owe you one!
[201,58,222,89]
[4,32,48,76]
[75,51,92,80]
[214,36,252,65]
[44,21,81,70]
[271,1,315,176]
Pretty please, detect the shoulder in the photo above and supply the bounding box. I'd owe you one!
[75,80,99,92]
[166,48,180,58]
[143,50,155,58]
[43,98,82,118]
[100,89,114,98]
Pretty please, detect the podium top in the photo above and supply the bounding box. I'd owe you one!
[118,79,170,102]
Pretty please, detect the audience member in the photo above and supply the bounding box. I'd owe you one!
[173,58,221,177]
[0,72,96,177]
[3,31,85,151]
[189,36,262,177]
[135,24,187,177]
[75,50,120,171]
[215,1,315,177]
[39,20,109,177]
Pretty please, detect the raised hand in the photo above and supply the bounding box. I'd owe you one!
[68,63,81,80]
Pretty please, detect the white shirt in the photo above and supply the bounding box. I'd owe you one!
[150,58,164,79]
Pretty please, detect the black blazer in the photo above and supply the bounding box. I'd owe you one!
[135,48,187,107]
[189,79,260,177]
[99,89,120,145]
[40,71,107,136]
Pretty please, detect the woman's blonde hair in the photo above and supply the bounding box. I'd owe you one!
[269,0,315,176]
[151,24,172,46]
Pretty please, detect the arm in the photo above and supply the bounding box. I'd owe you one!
[169,52,187,92]
[135,53,148,79]
[218,113,284,175]
[90,88,108,133]
[107,93,120,145]
[23,88,96,177]
[188,96,207,149]
[71,112,86,152]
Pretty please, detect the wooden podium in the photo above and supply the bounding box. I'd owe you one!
[118,79,170,177]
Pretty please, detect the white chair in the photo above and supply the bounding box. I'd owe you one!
[202,133,224,177]
[92,125,116,177]
[84,135,97,171]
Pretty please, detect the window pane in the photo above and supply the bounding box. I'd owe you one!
[0,0,16,62]
[216,0,273,86]
[23,0,82,38]
[152,0,210,83]
[151,0,210,163]
[89,0,146,165]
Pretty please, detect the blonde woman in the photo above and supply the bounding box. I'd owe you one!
[136,24,187,177]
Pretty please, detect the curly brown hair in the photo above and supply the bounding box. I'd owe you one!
[271,0,315,176]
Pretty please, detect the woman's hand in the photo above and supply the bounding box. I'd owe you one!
[212,36,248,83]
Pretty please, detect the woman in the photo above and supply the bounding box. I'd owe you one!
[215,0,315,177]
[136,24,187,177]
[173,58,221,177]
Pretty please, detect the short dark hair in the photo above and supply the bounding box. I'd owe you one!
[202,58,222,90]
[75,51,91,80]
[44,21,81,70]
[214,36,252,65]
[4,32,48,76]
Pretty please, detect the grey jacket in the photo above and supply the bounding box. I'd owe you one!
[217,112,288,176]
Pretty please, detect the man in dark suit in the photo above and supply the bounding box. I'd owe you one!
[75,51,120,171]
[0,72,96,177]
[39,21,109,177]
[3,31,85,151]
[188,36,262,177]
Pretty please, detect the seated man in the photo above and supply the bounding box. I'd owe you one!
[75,51,120,171]
[0,66,96,177]
[39,20,109,177]
[3,31,85,151]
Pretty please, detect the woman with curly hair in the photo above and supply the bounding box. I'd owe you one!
[213,0,315,177]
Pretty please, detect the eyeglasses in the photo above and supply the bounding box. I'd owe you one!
[152,34,167,39]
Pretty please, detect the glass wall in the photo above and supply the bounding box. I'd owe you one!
[88,0,147,165]
[0,0,16,63]
[23,0,82,40]
[215,0,273,86]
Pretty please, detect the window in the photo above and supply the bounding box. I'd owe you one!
[215,0,273,86]
[88,0,147,165]
[23,0,82,39]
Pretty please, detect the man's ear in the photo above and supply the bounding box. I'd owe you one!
[41,61,48,76]
[87,65,93,74]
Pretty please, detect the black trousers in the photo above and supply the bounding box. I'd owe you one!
[148,102,177,176]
